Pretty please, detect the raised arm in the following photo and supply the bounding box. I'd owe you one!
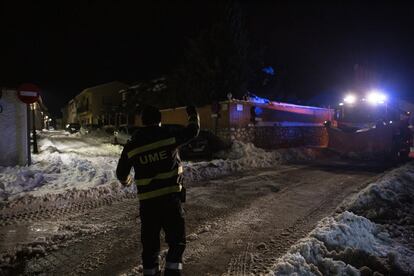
[174,105,200,146]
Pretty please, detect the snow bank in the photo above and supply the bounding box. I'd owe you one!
[273,212,414,275]
[272,238,358,276]
[184,141,320,182]
[271,162,414,275]
[0,131,123,202]
[0,131,125,206]
[346,162,414,221]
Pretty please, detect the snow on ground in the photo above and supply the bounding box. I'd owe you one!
[346,163,414,222]
[184,142,320,182]
[0,130,321,205]
[271,162,414,276]
[0,130,124,202]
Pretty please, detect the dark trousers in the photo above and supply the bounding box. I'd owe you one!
[139,194,186,276]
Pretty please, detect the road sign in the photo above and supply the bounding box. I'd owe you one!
[17,83,40,104]
[17,83,41,164]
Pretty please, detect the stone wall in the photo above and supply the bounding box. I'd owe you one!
[215,126,328,149]
[216,127,255,144]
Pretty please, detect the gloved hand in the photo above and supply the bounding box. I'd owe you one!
[120,174,134,187]
[186,105,197,116]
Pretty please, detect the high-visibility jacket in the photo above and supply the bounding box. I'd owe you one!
[116,114,199,201]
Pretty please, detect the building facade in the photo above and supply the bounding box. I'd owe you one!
[62,81,128,126]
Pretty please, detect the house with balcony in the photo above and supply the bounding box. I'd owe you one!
[63,81,128,126]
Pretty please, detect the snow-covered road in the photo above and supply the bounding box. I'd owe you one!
[1,130,413,275]
[0,161,383,275]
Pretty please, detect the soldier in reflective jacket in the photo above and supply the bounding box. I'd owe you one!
[116,105,199,276]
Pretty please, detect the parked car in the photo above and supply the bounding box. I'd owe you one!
[80,124,100,134]
[65,123,81,134]
[113,125,140,145]
[102,125,116,135]
[180,129,230,160]
[162,124,230,160]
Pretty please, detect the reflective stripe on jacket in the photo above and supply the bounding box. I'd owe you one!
[116,114,199,201]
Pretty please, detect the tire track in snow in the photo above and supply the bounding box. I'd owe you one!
[0,193,137,226]
[182,166,380,275]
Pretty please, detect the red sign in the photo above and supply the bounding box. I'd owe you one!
[17,83,40,104]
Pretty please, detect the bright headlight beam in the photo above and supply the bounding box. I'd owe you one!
[343,94,357,104]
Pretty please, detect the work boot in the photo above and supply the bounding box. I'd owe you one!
[164,269,181,276]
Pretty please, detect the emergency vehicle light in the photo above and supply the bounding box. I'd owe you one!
[367,90,387,105]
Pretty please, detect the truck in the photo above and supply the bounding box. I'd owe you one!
[326,91,412,162]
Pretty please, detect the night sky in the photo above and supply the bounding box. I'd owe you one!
[1,1,414,116]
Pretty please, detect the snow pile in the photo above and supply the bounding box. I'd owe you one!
[346,162,414,221]
[273,212,414,275]
[271,162,414,275]
[0,131,123,202]
[272,237,359,276]
[313,212,392,257]
[184,141,320,182]
[214,141,320,162]
[183,142,278,182]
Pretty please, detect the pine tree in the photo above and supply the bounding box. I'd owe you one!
[172,0,253,106]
